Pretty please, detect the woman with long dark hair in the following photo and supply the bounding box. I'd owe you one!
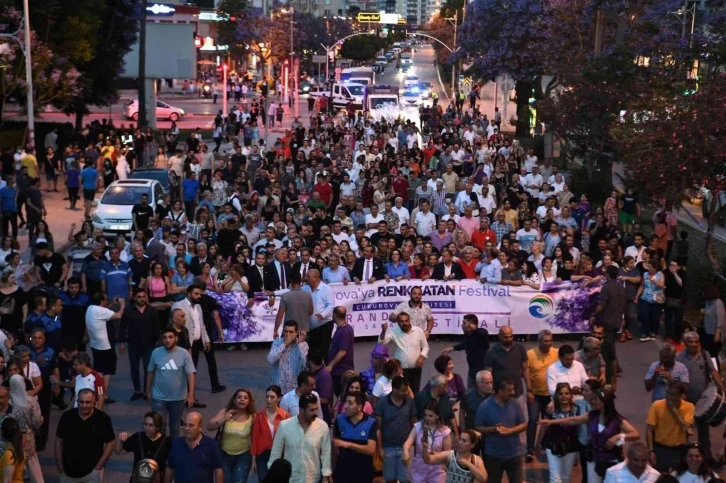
[535,382,581,482]
[208,388,256,483]
[0,417,24,483]
[539,386,639,483]
[251,385,290,482]
[421,429,487,483]
[403,400,452,483]
[672,443,718,482]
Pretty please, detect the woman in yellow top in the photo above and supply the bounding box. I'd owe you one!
[0,418,24,483]
[208,388,255,483]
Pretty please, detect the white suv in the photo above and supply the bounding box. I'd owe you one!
[123,99,186,121]
[92,179,164,237]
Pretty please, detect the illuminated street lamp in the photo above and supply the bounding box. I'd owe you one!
[222,63,228,115]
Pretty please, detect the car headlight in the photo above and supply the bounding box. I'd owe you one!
[179,109,185,115]
[92,214,103,224]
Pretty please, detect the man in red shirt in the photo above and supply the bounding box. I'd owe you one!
[54,352,106,409]
[458,247,480,279]
[312,173,333,209]
[392,171,409,203]
[471,216,497,252]
[423,140,437,165]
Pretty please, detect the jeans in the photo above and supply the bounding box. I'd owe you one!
[526,394,551,452]
[638,300,663,337]
[653,443,683,473]
[383,446,409,482]
[221,450,252,483]
[128,345,152,393]
[485,454,523,483]
[151,399,185,439]
[546,449,577,483]
[255,451,271,483]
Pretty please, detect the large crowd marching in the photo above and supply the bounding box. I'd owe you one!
[0,80,723,483]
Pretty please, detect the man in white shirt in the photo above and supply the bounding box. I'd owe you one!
[523,166,544,199]
[171,282,211,380]
[623,232,647,263]
[546,345,589,398]
[414,199,437,237]
[85,293,125,403]
[340,174,356,198]
[524,149,539,173]
[365,204,385,237]
[392,197,410,234]
[270,392,331,482]
[604,443,660,483]
[379,312,429,394]
[536,197,560,219]
[454,184,478,215]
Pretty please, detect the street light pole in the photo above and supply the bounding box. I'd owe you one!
[445,16,458,99]
[222,63,228,116]
[290,8,299,118]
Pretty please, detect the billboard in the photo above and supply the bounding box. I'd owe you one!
[121,23,195,79]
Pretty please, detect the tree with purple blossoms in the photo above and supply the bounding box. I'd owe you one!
[0,8,81,127]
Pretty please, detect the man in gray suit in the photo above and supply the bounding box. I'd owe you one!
[171,281,210,408]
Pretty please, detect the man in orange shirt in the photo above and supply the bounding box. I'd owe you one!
[471,216,497,252]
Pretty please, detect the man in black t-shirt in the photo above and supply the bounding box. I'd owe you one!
[55,389,115,480]
[132,193,155,231]
[33,242,68,289]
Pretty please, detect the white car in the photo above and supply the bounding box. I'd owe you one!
[123,99,186,121]
[404,75,419,87]
[401,90,422,107]
[92,179,165,237]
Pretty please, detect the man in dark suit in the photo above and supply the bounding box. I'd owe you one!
[351,245,385,283]
[143,228,168,272]
[265,248,292,292]
[432,249,465,281]
[292,247,319,281]
[245,250,269,298]
[190,242,211,276]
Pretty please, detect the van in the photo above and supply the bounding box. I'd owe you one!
[310,82,366,108]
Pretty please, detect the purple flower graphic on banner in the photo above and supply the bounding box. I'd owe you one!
[208,292,262,341]
[541,281,603,333]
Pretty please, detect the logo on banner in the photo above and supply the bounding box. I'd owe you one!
[528,294,554,318]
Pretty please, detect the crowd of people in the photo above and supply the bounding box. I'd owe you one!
[0,84,723,483]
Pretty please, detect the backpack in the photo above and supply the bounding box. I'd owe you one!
[132,433,167,483]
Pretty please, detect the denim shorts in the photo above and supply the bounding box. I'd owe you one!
[383,446,410,482]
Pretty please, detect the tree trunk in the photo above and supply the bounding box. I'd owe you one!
[74,105,84,131]
[515,79,532,137]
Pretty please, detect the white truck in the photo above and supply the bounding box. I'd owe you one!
[365,85,401,121]
[340,67,375,85]
[310,81,366,109]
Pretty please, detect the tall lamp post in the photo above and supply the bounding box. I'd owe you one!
[222,63,228,116]
[445,16,458,98]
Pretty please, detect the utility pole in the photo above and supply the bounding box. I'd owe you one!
[138,0,148,128]
[222,63,228,117]
[290,8,299,118]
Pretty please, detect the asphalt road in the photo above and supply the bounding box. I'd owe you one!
[35,335,707,483]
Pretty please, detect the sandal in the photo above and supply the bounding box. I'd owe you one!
[626,330,632,340]
[619,332,627,342]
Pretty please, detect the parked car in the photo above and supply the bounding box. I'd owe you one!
[123,99,186,121]
[129,168,172,195]
[92,179,164,238]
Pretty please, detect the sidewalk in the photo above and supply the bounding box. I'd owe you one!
[17,189,87,262]
[675,200,726,242]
